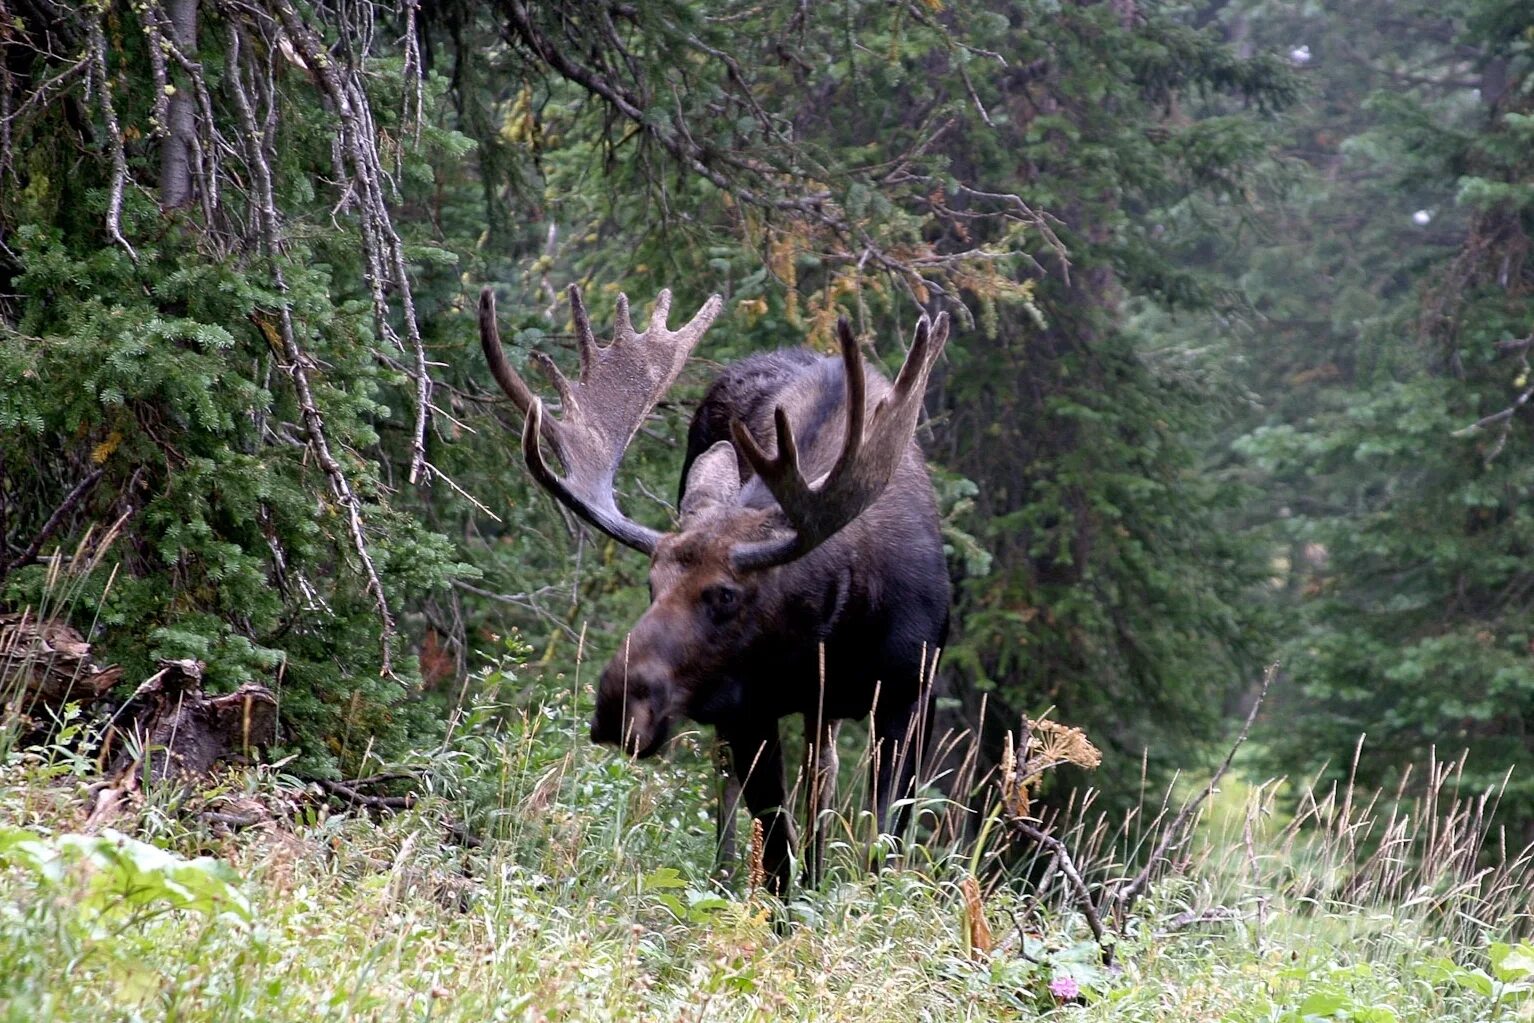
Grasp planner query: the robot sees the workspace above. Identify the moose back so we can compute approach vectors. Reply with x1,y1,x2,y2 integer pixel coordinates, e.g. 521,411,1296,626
479,285,951,894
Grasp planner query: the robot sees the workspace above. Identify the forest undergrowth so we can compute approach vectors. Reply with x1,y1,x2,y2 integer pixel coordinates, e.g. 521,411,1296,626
1,647,1530,1022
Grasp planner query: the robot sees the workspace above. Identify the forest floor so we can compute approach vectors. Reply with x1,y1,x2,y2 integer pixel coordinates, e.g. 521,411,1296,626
0,670,1527,1022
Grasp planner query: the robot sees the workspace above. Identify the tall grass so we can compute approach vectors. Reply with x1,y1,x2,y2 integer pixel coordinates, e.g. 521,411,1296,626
1,639,1532,1020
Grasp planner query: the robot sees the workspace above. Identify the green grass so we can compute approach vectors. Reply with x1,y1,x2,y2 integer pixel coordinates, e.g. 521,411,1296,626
1,658,1531,1022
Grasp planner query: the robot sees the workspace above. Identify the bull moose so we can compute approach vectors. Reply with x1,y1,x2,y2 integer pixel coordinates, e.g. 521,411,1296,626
478,284,951,894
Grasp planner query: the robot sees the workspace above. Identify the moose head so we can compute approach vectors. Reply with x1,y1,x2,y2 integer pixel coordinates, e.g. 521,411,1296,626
478,284,947,763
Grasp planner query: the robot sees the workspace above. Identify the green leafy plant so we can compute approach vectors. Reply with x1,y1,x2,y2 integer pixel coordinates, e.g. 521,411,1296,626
0,826,250,927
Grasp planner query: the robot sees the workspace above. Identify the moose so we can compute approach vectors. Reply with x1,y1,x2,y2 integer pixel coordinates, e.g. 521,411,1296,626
479,284,951,894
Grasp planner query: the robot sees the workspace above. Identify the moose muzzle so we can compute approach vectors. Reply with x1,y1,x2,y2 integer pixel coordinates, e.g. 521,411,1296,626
589,662,674,758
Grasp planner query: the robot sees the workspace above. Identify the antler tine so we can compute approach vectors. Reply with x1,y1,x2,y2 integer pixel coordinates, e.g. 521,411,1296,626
732,312,950,572
890,312,946,405
614,292,635,343
568,284,598,382
481,283,723,555
650,289,673,334
530,349,576,410
478,288,538,415
829,317,867,472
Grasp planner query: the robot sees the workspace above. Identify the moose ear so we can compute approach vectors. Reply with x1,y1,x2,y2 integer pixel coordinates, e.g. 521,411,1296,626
681,440,741,516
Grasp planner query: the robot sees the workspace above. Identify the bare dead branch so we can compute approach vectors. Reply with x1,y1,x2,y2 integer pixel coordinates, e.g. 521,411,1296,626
1154,907,1246,938
268,0,434,486
85,16,137,263
1010,817,1114,963
319,778,416,810
399,0,426,151
0,468,104,580
1115,663,1277,921
450,578,580,643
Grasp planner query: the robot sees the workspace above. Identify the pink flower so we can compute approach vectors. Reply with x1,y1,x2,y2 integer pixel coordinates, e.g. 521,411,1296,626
1048,975,1081,1002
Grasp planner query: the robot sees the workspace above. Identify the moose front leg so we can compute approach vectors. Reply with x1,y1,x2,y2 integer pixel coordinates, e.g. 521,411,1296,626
803,716,841,888
869,693,933,849
718,722,796,897
712,738,740,884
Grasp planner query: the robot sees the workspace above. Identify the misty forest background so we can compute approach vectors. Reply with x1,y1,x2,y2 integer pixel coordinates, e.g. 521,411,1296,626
1,0,1532,838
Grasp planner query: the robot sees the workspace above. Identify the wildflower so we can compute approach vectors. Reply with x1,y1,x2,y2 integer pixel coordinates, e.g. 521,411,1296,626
1048,975,1081,1002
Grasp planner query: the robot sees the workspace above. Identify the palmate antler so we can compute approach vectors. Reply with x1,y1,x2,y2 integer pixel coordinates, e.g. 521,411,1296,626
479,284,723,553
728,313,949,571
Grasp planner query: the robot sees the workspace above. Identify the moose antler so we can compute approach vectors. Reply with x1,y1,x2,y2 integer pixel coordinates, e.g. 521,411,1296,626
729,313,949,571
479,284,723,553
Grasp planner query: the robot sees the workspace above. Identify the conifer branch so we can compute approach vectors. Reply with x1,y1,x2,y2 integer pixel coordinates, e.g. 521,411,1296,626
1452,333,1534,463
497,0,1059,311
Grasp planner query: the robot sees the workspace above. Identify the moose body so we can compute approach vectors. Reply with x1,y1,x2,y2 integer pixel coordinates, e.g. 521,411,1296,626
479,285,951,894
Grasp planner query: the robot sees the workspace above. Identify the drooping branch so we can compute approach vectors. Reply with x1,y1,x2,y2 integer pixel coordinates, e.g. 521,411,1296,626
225,18,397,677
267,0,433,486
399,0,426,152
84,14,137,263
496,1,1060,310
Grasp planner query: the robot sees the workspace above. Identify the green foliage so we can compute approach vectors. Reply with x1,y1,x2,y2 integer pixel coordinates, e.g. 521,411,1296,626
1209,0,1534,822
0,826,251,927
8,0,1528,841
1419,941,1534,1010
0,5,486,774
475,0,1299,802
924,3,1294,796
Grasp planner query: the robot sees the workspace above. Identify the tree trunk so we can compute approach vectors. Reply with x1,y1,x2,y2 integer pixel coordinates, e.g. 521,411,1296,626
158,0,197,210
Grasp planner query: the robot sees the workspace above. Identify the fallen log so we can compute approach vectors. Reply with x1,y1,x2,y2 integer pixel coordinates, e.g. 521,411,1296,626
0,611,123,731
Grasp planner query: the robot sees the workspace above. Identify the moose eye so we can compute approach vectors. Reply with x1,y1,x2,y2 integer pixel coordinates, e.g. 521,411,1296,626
703,584,741,622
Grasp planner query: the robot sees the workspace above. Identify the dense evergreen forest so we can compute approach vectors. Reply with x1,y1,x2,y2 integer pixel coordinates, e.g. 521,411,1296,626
1,0,1531,835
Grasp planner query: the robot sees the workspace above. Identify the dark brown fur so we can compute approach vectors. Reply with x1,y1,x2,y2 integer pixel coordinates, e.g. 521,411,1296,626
589,350,951,894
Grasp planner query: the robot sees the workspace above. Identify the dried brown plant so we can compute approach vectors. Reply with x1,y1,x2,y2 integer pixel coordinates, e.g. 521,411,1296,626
747,818,766,894
999,717,1102,820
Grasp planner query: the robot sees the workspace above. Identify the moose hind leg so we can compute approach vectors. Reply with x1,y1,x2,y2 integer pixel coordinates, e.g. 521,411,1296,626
719,722,796,897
